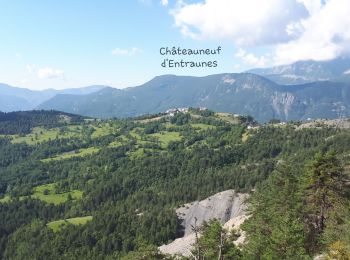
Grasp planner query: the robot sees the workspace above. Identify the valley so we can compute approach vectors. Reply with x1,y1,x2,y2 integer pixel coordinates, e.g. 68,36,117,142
0,109,349,258
3,1,350,259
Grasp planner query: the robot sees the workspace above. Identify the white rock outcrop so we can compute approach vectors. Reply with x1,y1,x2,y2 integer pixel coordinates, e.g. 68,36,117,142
159,190,249,257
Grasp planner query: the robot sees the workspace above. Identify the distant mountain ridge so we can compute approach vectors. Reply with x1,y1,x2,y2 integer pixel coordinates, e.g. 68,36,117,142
248,57,350,84
38,73,350,122
0,84,108,112
3,57,350,122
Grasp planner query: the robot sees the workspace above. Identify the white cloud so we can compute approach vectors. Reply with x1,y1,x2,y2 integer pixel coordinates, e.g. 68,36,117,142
37,67,64,79
160,0,168,6
111,47,143,56
344,69,350,75
172,0,309,46
297,0,322,15
172,0,350,66
274,0,350,64
235,49,268,67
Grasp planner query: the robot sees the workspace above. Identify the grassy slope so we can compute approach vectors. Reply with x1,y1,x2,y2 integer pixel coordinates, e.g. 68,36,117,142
9,127,81,145
1,113,228,162
27,183,83,205
47,216,93,232
150,131,182,148
41,147,100,162
0,195,11,203
190,123,216,130
1,184,83,205
91,123,115,138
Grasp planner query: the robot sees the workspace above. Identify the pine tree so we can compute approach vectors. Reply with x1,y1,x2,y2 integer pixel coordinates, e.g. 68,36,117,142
303,151,348,252
191,219,242,260
242,163,308,259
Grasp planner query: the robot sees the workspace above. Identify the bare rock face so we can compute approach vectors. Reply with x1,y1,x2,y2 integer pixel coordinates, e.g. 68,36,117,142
271,92,295,119
159,190,249,257
176,190,249,236
159,233,197,257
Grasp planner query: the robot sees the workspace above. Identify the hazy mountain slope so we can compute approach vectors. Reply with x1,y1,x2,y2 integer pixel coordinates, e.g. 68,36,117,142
0,94,32,112
0,83,107,112
39,74,281,121
248,58,350,84
260,81,350,121
39,87,125,118
0,83,54,111
60,85,109,95
38,73,350,122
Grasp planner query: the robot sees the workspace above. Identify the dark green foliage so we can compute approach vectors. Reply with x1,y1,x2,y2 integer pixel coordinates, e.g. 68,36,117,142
170,113,190,125
188,107,215,117
121,245,173,260
242,164,309,259
191,219,242,259
144,122,165,134
0,199,61,255
242,152,350,259
302,151,350,253
0,110,84,134
0,138,33,168
0,110,349,258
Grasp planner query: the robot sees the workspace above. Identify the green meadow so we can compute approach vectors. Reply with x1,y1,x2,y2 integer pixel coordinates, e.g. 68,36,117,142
91,123,116,138
1,183,83,205
27,183,83,205
190,123,216,130
9,126,82,145
41,147,100,162
0,195,11,203
47,216,93,232
150,131,182,148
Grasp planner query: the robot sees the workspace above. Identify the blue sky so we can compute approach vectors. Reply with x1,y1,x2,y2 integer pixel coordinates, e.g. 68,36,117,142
0,0,349,90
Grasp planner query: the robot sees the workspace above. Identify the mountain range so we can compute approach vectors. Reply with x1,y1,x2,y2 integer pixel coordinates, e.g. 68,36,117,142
0,84,106,112
248,57,350,85
37,73,350,122
1,58,350,122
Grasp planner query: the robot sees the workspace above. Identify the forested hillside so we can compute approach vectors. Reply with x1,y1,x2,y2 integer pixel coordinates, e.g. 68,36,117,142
0,110,84,135
0,109,349,259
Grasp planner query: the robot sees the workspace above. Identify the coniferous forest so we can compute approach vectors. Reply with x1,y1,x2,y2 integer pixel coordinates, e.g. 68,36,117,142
0,109,349,259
